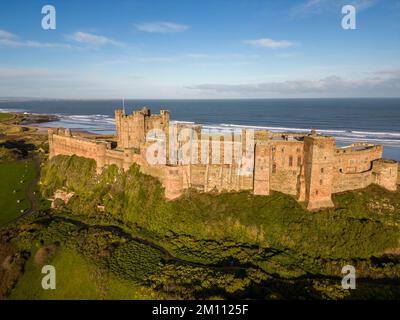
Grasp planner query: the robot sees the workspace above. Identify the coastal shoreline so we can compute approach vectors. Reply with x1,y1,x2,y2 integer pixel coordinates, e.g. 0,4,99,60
0,111,99,136
2,108,400,160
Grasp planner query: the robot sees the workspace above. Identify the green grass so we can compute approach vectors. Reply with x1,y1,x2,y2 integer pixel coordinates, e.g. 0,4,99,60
35,155,400,298
10,247,164,300
41,156,400,263
0,113,15,122
0,160,36,225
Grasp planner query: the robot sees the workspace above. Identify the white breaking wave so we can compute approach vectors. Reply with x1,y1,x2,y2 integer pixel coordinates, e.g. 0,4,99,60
0,108,26,113
4,110,399,147
42,113,116,134
218,123,400,146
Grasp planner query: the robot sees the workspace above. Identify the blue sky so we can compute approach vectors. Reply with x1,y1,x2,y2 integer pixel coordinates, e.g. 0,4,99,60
0,0,399,98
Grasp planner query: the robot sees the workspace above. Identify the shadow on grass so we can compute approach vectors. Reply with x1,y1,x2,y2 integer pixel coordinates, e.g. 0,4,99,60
0,139,36,158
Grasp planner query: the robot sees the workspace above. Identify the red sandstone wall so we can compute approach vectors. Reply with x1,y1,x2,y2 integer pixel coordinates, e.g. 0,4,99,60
164,166,184,200
398,165,400,186
50,132,123,173
51,134,106,161
331,145,384,193
269,141,304,196
334,145,382,173
253,143,270,196
332,171,373,193
303,136,335,210
372,160,398,191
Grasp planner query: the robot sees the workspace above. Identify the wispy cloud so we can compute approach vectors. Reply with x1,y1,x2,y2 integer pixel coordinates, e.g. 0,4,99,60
0,29,70,49
135,21,189,33
134,52,259,63
243,38,296,49
68,31,123,47
186,71,400,97
291,0,378,17
0,67,146,99
0,30,16,40
0,67,74,78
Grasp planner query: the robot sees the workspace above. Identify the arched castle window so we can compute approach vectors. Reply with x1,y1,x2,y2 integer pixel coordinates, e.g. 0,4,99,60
289,156,293,167
320,168,324,173
272,164,277,174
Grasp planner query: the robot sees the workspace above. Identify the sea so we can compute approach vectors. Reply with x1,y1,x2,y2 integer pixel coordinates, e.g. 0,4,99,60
1,98,400,160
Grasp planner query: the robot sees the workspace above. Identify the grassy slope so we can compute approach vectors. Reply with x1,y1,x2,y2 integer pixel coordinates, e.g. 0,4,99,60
10,247,163,300
8,155,398,300
0,160,36,225
40,156,400,266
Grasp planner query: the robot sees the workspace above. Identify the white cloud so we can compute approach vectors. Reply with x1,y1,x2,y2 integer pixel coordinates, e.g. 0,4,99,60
186,72,400,97
69,32,123,47
373,69,400,77
291,0,378,16
0,67,153,99
243,38,296,49
0,29,123,49
0,30,17,40
135,21,189,33
0,68,74,78
0,29,70,49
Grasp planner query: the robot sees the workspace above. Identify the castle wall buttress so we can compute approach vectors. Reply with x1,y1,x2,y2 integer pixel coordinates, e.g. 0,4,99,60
164,166,184,200
48,128,56,159
372,159,398,191
253,143,270,196
115,109,123,148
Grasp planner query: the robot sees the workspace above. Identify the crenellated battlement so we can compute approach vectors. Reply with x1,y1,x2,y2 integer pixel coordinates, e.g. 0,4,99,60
48,107,398,210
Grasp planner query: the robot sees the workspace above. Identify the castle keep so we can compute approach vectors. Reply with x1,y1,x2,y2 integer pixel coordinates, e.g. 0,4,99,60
48,107,399,210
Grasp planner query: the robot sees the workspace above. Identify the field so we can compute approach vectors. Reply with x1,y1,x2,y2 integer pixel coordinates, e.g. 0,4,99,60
0,160,36,225
0,113,15,122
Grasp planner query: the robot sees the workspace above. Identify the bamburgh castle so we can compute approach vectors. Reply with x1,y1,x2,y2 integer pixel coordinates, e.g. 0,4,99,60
48,107,399,210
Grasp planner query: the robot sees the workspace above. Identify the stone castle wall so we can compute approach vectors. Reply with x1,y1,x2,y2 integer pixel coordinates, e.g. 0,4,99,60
268,140,304,196
372,159,398,191
398,166,400,186
48,108,399,210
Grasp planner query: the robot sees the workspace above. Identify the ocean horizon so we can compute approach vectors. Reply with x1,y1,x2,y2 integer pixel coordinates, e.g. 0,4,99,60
1,97,400,160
